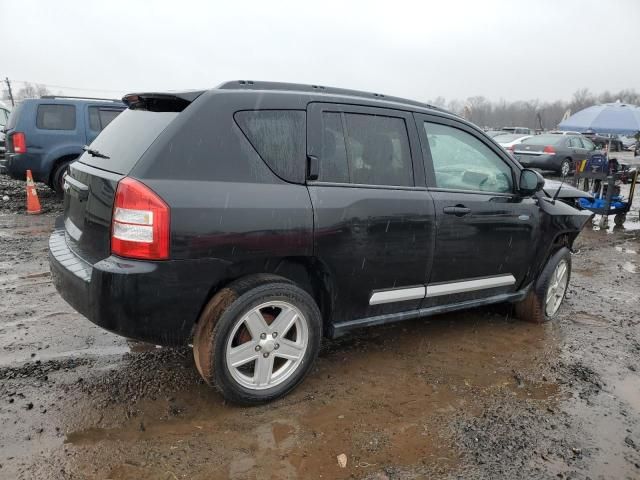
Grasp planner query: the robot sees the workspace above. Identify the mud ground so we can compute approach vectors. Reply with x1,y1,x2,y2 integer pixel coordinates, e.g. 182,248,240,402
1,155,639,479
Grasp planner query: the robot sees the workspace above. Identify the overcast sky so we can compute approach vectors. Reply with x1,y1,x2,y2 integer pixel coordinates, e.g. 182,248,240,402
2,0,639,104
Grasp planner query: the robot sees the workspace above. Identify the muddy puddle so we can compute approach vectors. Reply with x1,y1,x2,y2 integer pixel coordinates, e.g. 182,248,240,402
56,314,560,479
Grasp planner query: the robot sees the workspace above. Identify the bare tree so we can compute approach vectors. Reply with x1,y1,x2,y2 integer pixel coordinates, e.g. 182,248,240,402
15,82,52,101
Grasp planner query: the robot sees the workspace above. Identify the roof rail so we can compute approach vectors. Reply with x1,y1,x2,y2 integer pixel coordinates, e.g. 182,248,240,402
217,80,445,112
40,95,121,102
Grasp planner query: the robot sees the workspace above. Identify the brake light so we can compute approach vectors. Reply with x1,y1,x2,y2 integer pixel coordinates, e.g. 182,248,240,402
506,145,515,151
12,132,26,153
543,145,556,154
111,178,170,260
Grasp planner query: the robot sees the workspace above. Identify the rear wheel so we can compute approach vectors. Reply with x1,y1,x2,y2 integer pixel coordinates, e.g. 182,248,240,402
193,275,322,405
515,247,571,323
52,160,71,197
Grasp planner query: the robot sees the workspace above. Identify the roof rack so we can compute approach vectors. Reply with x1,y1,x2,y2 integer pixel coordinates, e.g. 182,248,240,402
217,80,445,112
40,95,121,102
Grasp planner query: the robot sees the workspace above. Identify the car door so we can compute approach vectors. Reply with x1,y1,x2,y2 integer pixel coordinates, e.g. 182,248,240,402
415,114,540,307
306,103,436,323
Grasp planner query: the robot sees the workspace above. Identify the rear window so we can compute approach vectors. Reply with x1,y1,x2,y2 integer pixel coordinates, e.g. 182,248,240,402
522,135,563,146
80,109,177,174
36,104,76,130
234,110,306,183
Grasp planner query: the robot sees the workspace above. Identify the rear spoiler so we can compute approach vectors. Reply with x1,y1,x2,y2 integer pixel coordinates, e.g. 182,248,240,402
122,91,204,112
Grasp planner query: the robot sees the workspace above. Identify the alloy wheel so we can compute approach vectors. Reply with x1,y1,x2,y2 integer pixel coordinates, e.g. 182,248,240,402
545,259,568,317
225,301,308,390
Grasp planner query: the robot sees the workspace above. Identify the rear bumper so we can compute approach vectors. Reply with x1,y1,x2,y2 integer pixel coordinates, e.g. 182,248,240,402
49,226,224,346
515,154,560,171
5,153,49,182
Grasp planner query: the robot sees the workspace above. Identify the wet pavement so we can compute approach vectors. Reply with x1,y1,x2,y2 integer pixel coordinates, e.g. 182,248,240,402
0,155,639,479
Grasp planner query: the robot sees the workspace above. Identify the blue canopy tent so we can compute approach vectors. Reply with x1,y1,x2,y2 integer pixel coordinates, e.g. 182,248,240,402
558,102,640,135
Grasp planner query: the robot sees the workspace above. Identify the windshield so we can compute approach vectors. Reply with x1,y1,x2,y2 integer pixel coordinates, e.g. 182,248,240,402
522,135,563,146
80,109,177,174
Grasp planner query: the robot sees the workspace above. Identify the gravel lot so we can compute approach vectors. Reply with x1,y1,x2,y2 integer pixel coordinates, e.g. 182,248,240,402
0,156,639,479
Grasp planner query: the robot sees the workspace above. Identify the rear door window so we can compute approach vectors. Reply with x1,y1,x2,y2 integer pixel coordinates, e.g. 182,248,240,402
36,104,76,130
235,110,306,184
317,111,414,187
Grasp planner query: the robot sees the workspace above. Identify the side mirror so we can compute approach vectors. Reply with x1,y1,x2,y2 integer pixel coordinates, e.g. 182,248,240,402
519,168,545,196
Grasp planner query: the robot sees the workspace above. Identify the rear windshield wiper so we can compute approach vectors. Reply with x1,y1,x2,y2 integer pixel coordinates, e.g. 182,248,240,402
83,145,110,159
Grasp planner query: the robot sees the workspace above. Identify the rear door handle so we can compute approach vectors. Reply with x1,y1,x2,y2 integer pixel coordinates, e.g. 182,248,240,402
443,205,471,216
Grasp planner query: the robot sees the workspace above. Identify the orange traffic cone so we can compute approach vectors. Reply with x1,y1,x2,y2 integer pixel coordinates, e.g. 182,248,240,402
26,170,42,215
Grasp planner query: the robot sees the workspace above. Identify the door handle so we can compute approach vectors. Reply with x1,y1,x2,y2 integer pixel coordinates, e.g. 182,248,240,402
443,205,471,216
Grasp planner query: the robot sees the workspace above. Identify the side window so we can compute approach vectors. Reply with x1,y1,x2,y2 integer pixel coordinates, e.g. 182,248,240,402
424,122,513,193
343,113,413,187
99,109,121,129
89,107,101,131
569,137,583,148
319,112,349,183
582,138,595,150
89,107,123,131
36,104,76,130
235,110,306,184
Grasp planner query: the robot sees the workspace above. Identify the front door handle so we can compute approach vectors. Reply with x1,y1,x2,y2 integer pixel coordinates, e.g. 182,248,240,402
443,205,471,217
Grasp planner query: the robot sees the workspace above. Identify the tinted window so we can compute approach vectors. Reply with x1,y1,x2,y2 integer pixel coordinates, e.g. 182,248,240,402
235,110,306,184
89,107,122,131
424,122,513,193
343,113,413,187
36,104,76,130
80,109,177,174
319,112,349,183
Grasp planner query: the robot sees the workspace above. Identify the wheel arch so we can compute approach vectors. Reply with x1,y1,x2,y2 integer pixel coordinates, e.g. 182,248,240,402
48,154,80,186
194,256,336,336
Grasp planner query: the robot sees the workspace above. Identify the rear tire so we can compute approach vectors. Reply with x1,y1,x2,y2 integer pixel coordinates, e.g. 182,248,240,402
52,161,71,197
515,247,571,323
193,275,322,405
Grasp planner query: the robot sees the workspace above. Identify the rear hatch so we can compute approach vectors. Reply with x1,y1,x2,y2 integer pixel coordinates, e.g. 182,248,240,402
63,93,199,264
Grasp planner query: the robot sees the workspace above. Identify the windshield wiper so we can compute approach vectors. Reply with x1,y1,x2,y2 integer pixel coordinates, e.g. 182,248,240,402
83,145,110,159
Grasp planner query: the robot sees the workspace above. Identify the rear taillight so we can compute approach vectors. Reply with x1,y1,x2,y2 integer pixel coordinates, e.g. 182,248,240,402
12,132,26,153
506,145,515,151
111,178,170,260
543,145,556,154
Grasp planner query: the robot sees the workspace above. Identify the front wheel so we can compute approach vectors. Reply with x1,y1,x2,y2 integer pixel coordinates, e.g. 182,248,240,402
515,247,571,323
193,276,322,405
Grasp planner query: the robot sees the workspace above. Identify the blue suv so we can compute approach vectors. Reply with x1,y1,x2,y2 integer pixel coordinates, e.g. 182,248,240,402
2,96,125,193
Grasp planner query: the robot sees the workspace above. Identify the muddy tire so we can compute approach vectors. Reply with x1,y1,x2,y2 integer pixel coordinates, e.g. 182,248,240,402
515,247,571,323
193,275,322,405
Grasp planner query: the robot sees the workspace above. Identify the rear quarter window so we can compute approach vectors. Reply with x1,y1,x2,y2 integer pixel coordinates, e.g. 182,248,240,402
234,110,306,184
36,104,76,130
6,104,23,130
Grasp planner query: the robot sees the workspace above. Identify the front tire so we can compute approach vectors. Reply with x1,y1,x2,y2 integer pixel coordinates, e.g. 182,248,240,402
193,275,322,405
515,247,571,323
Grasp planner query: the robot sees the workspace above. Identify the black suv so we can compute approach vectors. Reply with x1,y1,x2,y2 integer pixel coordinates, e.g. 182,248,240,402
49,81,592,404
